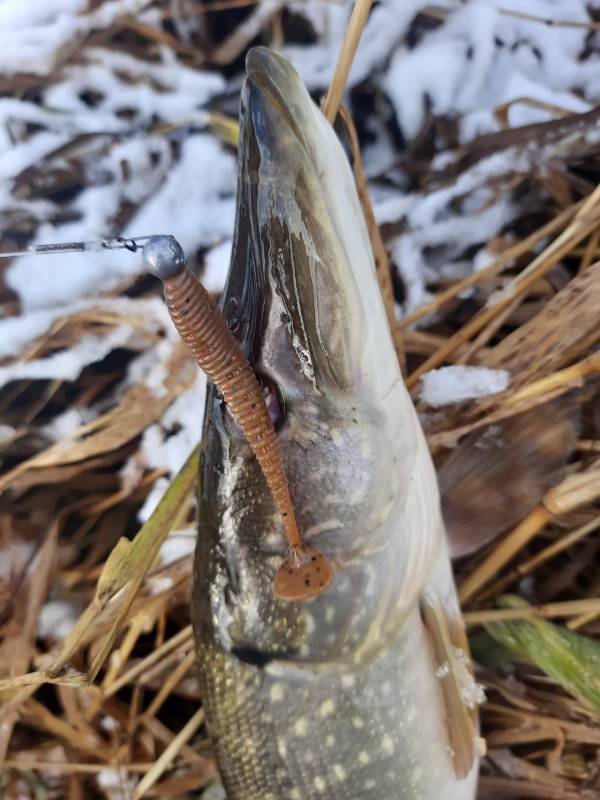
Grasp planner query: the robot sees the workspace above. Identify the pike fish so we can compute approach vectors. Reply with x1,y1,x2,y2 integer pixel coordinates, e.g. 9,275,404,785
192,47,480,800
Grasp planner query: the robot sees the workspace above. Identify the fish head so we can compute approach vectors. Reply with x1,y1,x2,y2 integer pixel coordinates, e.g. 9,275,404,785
196,48,441,662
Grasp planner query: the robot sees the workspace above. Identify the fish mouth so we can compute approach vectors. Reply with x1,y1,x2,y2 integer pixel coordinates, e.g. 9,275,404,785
223,47,398,404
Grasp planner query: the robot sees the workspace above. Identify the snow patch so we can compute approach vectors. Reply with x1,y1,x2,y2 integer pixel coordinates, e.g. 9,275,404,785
141,370,207,473
383,1,593,140
0,324,135,387
96,767,138,800
159,529,197,564
0,297,170,360
0,540,35,579
137,370,206,521
420,365,510,407
138,476,169,524
203,240,232,294
42,407,97,441
37,599,79,640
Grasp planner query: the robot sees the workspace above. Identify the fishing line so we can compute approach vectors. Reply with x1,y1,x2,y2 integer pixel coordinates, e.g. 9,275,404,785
0,236,155,258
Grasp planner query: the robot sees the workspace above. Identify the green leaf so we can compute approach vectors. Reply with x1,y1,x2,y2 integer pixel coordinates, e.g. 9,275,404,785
484,595,600,713
469,631,513,668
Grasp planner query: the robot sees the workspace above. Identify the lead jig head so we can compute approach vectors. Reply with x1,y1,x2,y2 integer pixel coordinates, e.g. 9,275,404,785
142,235,334,602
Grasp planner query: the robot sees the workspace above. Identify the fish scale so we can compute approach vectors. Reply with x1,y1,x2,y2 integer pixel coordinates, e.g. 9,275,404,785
195,602,461,798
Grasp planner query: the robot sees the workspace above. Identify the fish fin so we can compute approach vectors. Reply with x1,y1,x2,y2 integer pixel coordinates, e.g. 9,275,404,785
421,597,480,779
439,398,579,558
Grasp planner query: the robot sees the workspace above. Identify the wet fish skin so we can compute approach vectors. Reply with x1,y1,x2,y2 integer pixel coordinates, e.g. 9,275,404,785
192,47,478,800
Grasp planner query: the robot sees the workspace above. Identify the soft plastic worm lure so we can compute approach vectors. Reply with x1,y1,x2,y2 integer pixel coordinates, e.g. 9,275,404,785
1,233,334,601
141,235,335,601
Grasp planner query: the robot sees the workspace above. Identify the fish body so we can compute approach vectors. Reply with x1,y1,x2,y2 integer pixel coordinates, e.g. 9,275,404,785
192,48,479,800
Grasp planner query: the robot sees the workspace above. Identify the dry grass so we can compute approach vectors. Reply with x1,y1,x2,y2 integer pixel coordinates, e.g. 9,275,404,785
1,3,600,800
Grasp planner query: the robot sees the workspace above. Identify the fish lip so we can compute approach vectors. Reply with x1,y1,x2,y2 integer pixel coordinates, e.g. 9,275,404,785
243,47,311,157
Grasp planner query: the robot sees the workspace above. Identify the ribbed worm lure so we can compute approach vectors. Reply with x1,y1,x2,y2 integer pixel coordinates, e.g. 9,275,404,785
1,233,334,601
140,235,335,601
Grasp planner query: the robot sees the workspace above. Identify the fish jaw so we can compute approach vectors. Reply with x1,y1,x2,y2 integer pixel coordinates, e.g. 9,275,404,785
237,46,401,403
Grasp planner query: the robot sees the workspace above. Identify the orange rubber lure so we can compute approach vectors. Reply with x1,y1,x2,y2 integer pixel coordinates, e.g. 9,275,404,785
142,235,334,601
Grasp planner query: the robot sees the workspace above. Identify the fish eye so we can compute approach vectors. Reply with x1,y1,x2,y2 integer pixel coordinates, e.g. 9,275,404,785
221,373,284,432
227,298,241,335
258,374,285,429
